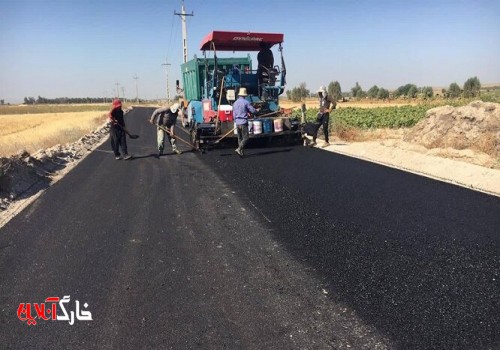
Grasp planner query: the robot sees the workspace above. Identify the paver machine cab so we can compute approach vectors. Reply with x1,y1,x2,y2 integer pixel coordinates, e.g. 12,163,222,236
177,31,300,149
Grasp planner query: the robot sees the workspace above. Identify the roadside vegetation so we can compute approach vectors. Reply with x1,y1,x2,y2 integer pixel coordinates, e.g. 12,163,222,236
286,76,499,139
0,111,107,156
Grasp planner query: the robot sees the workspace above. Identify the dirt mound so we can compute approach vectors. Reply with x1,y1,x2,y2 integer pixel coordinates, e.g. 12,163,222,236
404,101,500,158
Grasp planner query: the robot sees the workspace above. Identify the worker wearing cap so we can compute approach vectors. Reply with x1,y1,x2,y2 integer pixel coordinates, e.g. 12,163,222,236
149,103,182,157
315,86,336,147
233,87,257,157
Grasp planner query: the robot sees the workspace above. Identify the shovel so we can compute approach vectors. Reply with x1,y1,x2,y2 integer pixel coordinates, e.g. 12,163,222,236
114,123,139,139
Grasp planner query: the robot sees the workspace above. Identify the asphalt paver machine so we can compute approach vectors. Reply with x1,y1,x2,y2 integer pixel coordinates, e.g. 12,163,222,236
177,31,301,149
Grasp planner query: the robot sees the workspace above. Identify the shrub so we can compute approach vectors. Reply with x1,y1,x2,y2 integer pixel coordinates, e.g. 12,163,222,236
463,76,481,98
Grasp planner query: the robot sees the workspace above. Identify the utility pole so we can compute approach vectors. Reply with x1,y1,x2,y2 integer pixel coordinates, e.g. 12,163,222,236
174,1,194,64
115,82,120,99
133,74,139,103
121,86,126,102
162,59,171,102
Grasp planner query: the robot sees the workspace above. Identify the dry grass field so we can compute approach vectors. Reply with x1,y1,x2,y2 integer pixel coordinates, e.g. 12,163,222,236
0,111,108,156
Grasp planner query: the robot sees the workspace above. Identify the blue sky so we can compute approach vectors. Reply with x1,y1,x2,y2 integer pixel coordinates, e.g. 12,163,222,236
0,0,499,103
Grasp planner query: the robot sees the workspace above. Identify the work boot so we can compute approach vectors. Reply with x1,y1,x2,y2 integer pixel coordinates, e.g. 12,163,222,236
322,142,330,148
235,148,244,157
123,154,132,160
115,156,122,160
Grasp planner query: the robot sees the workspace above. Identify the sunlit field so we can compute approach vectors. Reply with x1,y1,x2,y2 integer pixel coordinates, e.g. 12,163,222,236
0,111,108,157
0,104,111,115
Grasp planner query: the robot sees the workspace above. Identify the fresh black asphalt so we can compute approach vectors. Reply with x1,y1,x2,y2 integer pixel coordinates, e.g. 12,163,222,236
0,107,498,349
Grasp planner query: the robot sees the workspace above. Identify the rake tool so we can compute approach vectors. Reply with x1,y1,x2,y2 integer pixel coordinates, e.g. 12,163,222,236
156,124,200,152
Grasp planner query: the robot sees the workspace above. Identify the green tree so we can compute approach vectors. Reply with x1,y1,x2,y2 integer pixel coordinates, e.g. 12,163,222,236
463,76,481,98
447,83,461,98
23,97,35,104
393,83,417,98
420,87,434,99
367,85,379,98
351,82,364,98
407,85,418,98
288,82,310,102
328,81,342,102
377,88,389,99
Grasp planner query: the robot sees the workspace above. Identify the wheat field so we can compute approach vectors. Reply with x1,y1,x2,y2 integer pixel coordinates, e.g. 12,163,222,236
0,111,108,157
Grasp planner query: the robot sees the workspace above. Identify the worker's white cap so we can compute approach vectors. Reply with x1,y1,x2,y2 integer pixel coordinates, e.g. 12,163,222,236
317,86,327,95
170,103,180,113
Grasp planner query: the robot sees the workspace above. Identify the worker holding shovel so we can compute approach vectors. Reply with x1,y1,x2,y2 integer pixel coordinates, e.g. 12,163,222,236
149,103,182,158
109,99,132,160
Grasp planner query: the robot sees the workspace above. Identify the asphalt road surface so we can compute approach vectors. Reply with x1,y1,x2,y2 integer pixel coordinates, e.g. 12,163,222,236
0,107,499,349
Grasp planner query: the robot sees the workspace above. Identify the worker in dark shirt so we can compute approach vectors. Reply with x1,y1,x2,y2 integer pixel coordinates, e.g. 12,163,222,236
315,86,336,147
257,42,275,90
108,99,132,160
149,103,182,157
257,42,274,71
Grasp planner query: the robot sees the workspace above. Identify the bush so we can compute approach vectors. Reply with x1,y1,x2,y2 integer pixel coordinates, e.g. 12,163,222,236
463,76,481,98
377,88,390,99
328,81,342,102
286,82,310,102
367,85,379,99
447,83,461,98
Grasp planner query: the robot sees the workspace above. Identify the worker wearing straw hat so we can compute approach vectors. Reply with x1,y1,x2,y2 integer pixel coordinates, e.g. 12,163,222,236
232,87,257,157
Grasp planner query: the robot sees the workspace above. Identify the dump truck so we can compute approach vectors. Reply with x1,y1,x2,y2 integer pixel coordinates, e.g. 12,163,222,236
177,31,301,149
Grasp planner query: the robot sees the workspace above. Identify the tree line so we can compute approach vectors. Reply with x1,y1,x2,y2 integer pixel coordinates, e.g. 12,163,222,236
286,76,482,102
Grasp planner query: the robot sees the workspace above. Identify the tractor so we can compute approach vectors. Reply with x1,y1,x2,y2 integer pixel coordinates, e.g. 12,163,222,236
176,31,301,149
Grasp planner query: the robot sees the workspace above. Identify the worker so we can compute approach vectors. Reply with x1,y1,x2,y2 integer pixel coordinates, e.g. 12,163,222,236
257,42,274,73
149,102,182,158
301,124,317,147
257,42,274,88
108,99,132,160
233,87,257,157
316,86,336,147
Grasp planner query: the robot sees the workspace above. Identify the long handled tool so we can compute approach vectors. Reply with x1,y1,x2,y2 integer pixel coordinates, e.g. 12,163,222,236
252,106,297,120
114,123,139,139
214,126,236,144
156,124,199,151
215,76,225,131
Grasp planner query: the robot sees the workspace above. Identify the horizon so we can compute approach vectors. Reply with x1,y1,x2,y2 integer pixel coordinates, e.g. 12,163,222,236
1,0,499,104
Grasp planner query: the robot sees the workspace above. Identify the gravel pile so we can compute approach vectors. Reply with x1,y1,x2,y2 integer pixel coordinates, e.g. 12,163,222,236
0,122,111,211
